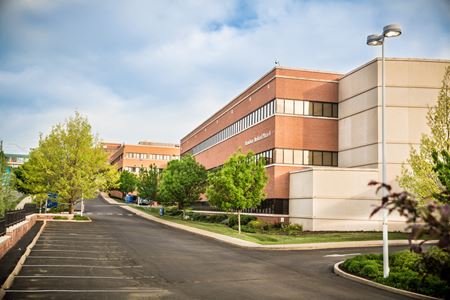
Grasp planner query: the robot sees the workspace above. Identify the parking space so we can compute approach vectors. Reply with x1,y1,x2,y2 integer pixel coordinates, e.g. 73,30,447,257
5,221,170,299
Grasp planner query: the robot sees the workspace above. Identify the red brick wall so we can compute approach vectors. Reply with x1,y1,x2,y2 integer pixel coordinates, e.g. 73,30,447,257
0,215,37,260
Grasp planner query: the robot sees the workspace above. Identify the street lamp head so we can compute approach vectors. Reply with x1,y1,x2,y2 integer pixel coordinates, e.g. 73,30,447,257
367,34,383,46
383,24,402,38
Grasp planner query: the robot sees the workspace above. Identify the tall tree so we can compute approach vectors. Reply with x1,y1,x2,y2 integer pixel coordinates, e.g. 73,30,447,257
0,150,17,216
137,164,159,200
19,112,117,213
119,170,138,195
206,150,268,234
399,66,450,202
158,154,207,216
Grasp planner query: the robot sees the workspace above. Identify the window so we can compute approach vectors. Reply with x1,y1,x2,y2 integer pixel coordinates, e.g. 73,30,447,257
283,149,293,164
304,150,311,165
312,151,322,165
276,99,285,113
323,103,333,117
284,100,294,114
304,101,312,115
294,150,303,164
332,152,338,166
294,100,304,115
332,103,338,118
275,149,284,164
313,102,323,116
322,152,332,166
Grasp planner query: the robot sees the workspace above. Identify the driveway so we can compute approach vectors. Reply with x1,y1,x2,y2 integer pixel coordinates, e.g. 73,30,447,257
5,197,412,299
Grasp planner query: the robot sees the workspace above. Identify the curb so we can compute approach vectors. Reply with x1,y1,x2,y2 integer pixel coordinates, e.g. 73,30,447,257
333,261,441,300
0,220,47,299
99,193,436,251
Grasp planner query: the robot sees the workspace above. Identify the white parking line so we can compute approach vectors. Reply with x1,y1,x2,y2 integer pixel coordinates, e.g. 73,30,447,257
6,288,167,293
28,256,131,260
324,253,361,258
23,265,143,268
31,249,126,254
16,275,134,279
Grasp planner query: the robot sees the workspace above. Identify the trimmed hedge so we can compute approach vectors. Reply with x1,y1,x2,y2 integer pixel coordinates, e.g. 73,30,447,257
342,248,449,298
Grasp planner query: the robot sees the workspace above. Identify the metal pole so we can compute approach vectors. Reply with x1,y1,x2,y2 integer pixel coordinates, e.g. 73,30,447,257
381,41,390,278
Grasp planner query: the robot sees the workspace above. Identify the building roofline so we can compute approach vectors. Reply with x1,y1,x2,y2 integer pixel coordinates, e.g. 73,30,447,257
181,66,341,143
341,57,450,80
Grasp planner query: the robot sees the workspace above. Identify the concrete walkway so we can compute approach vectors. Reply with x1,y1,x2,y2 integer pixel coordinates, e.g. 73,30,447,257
15,196,33,209
100,193,433,251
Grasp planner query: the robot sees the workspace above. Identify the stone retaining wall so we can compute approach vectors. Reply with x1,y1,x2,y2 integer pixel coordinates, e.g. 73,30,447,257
0,214,37,260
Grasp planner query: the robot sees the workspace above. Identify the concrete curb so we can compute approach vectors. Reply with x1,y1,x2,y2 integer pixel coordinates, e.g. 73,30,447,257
99,193,436,250
0,220,47,299
333,261,441,300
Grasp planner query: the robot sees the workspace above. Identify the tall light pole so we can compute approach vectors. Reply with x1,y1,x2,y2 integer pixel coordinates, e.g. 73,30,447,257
367,24,402,278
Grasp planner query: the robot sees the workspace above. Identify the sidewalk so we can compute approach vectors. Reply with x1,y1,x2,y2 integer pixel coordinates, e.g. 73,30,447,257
100,193,434,251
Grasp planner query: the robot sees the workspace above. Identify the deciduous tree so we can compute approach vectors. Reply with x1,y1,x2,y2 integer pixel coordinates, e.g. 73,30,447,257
137,164,159,200
19,112,117,213
399,66,450,202
119,170,138,195
158,155,207,216
206,150,268,234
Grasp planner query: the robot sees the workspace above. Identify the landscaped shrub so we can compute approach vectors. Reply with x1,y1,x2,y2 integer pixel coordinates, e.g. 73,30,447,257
165,207,183,216
281,223,303,235
73,215,90,221
227,215,257,228
53,216,68,220
360,260,382,279
187,212,228,223
232,224,256,233
248,220,268,231
343,249,450,298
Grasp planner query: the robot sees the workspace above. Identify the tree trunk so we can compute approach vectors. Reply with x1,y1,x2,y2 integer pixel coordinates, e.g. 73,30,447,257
69,201,74,214
238,210,241,234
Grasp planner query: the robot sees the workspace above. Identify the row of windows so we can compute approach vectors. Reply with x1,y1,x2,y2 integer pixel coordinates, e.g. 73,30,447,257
192,100,276,155
123,166,164,173
274,148,338,166
252,148,338,166
276,99,338,118
125,152,180,161
191,98,338,156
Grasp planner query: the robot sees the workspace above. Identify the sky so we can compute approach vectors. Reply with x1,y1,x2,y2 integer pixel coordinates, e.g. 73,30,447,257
0,0,449,154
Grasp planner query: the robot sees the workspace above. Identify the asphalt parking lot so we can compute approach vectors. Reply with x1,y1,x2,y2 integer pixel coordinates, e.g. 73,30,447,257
4,197,412,299
5,221,170,300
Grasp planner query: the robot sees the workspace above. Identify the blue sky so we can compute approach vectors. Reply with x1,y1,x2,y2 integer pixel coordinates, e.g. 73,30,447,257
0,0,449,154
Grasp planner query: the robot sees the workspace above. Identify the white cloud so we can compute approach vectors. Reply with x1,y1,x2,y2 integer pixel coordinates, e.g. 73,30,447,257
0,0,449,154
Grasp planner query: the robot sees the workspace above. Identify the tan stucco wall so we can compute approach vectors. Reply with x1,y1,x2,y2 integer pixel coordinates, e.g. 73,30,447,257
289,167,407,231
338,58,450,189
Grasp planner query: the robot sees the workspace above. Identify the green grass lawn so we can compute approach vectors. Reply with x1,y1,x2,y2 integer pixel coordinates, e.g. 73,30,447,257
133,206,412,245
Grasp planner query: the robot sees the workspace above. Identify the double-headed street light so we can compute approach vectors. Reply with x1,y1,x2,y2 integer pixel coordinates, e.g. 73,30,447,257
366,24,402,279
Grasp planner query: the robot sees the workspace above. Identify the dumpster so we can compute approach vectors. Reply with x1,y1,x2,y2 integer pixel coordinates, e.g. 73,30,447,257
159,207,165,216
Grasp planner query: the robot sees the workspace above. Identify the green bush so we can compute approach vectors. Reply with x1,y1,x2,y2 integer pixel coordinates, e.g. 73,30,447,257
248,220,268,231
281,223,303,235
187,212,228,223
227,215,257,228
344,250,450,298
53,216,68,220
73,215,90,221
232,224,256,233
165,207,183,216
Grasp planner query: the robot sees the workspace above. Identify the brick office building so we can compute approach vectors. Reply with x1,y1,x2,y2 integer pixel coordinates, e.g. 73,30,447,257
104,141,180,173
181,58,449,231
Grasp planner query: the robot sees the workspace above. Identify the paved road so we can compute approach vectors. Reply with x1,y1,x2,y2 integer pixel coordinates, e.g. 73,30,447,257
6,197,413,299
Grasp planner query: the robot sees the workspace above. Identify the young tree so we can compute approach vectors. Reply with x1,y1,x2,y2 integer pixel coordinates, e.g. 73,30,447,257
158,154,207,217
138,164,159,200
206,150,268,234
19,112,116,213
119,170,138,195
399,66,450,202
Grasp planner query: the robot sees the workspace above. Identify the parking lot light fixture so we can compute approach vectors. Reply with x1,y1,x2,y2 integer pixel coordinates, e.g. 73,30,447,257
366,23,402,279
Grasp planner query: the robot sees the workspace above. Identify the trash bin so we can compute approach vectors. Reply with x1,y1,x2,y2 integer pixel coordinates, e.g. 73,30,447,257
159,207,165,216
